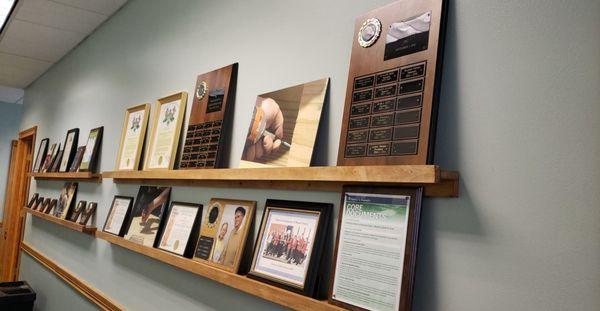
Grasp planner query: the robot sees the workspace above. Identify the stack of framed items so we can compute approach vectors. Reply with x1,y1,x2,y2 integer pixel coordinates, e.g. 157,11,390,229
31,127,103,173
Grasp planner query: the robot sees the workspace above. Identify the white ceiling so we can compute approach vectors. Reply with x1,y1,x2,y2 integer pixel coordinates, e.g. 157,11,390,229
0,0,127,91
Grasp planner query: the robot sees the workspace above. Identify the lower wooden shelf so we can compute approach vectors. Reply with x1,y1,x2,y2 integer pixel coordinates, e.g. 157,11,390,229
24,207,96,234
95,231,342,311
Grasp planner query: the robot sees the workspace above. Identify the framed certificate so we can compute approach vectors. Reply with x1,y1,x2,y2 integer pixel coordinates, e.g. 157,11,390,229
193,198,256,273
329,186,423,311
157,202,203,257
32,138,48,173
59,128,79,172
248,199,331,297
144,92,188,170
115,103,150,171
103,196,134,236
79,126,104,172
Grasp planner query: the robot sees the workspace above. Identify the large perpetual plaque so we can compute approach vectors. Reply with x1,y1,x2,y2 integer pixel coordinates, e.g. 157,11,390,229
338,0,448,165
179,63,238,169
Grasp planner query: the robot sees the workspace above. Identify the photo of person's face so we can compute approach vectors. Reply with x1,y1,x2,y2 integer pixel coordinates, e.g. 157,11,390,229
218,222,228,239
234,210,245,230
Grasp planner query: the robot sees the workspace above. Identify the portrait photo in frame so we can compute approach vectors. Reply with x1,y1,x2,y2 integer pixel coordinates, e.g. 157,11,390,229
144,92,188,170
248,199,331,297
115,103,150,171
103,196,134,236
157,201,203,257
193,198,256,273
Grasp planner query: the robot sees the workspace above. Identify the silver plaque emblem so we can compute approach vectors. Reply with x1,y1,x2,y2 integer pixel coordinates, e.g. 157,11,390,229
358,18,381,48
196,81,208,100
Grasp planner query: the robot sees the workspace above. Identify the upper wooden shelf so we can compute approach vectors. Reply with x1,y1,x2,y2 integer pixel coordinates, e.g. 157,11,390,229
102,165,459,197
29,172,102,182
95,231,341,311
23,207,96,234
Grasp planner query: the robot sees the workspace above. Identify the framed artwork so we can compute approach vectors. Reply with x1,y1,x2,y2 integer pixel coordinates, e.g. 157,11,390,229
240,78,329,168
39,198,51,213
69,200,86,222
103,196,134,236
59,128,79,172
27,193,39,208
54,182,78,219
123,186,171,247
49,149,63,172
45,199,57,214
144,92,188,170
178,63,238,169
79,202,97,226
193,198,256,273
31,197,44,211
248,199,331,296
328,186,423,311
157,202,203,257
69,146,86,172
41,143,58,173
79,126,104,172
115,103,150,171
32,139,48,173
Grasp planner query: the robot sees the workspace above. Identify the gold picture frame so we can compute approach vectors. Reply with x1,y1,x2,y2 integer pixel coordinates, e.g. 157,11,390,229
144,92,188,170
115,103,151,171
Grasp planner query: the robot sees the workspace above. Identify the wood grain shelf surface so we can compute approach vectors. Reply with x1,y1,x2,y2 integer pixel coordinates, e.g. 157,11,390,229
103,165,459,197
95,231,342,311
29,172,102,182
24,208,96,234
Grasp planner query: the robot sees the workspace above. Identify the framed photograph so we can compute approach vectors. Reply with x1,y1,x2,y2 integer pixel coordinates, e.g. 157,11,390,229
193,198,256,273
123,186,171,246
79,202,97,226
144,92,188,170
59,128,79,172
240,78,328,168
329,186,423,311
79,126,103,172
41,143,58,173
248,199,331,296
49,149,63,172
32,139,48,173
27,193,39,209
31,197,44,211
39,198,51,213
68,200,86,222
157,202,203,257
69,146,86,172
54,182,78,219
45,199,57,214
116,103,151,171
103,196,134,236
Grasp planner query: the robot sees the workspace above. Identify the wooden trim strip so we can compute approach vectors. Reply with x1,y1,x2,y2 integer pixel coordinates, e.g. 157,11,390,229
20,242,124,311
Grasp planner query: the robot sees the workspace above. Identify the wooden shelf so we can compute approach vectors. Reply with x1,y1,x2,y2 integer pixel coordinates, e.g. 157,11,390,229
95,231,341,310
29,172,102,182
103,165,459,197
23,207,96,234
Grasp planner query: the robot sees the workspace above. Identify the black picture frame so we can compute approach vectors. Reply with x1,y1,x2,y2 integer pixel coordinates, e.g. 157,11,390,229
32,139,48,173
39,198,51,213
103,196,134,237
59,128,79,173
31,197,44,211
79,202,97,226
79,126,103,172
156,201,203,258
45,199,57,214
68,200,87,222
248,199,332,297
27,193,39,208
123,186,171,247
69,146,86,172
49,149,63,172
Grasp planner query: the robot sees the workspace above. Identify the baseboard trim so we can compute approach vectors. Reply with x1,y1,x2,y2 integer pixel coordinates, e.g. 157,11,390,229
20,242,124,311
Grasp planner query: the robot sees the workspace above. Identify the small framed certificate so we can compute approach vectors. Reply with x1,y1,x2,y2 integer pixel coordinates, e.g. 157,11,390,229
329,186,423,311
115,103,150,171
157,202,203,257
103,196,134,236
144,92,188,170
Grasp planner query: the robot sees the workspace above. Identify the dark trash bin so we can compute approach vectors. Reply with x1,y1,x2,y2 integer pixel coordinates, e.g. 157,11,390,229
0,281,36,311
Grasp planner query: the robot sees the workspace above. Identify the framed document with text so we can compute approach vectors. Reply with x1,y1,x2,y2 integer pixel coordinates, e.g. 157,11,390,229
329,186,423,311
116,103,150,171
144,92,187,170
157,202,203,257
248,199,331,297
103,196,134,236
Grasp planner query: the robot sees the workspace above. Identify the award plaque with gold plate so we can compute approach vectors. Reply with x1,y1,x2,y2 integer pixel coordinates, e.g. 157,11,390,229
179,63,238,169
338,0,448,166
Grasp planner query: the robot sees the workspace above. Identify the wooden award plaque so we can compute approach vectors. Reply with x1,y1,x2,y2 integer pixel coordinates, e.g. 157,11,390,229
179,63,238,169
337,0,448,166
